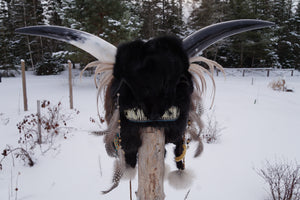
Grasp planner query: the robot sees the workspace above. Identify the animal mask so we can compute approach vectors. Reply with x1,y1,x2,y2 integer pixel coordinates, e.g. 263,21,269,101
16,19,273,192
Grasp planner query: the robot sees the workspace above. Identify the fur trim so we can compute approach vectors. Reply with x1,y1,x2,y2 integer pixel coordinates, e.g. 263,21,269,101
167,169,195,189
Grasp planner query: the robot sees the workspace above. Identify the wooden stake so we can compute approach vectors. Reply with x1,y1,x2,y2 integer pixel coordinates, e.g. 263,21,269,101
137,127,165,200
68,60,74,109
129,180,132,200
37,100,42,144
21,60,28,111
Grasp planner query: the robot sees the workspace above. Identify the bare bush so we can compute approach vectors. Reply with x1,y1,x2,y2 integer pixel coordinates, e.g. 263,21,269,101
1,100,79,170
16,100,79,154
268,79,293,92
201,109,224,144
0,145,34,169
256,158,300,200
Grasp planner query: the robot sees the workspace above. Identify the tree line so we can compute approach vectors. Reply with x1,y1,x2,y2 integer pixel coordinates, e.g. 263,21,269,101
0,0,299,76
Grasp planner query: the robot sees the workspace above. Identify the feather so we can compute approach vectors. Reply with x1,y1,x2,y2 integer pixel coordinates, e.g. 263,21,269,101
102,150,126,194
189,56,225,109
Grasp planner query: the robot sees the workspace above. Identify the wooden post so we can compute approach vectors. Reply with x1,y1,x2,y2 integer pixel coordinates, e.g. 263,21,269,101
137,127,165,200
267,69,270,77
37,100,42,144
242,69,245,77
291,70,294,77
129,180,133,200
68,60,74,109
21,60,28,111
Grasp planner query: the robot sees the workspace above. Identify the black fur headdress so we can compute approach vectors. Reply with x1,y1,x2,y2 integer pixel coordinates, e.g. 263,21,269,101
16,19,274,192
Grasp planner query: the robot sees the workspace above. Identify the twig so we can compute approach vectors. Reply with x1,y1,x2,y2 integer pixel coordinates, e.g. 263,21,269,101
184,189,191,200
1,146,34,168
98,155,102,177
15,172,20,200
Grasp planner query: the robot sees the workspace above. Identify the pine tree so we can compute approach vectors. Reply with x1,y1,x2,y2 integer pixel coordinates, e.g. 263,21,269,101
199,0,275,68
33,0,67,75
62,0,142,66
293,2,300,70
0,0,18,76
157,0,185,37
0,0,47,75
187,0,229,61
139,0,185,39
272,0,297,69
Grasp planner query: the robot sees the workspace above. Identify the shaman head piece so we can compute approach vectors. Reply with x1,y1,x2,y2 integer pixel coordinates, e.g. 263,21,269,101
16,19,273,192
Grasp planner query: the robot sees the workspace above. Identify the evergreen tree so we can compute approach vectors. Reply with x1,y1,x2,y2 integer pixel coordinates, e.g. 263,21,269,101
157,0,185,37
293,2,300,70
272,0,298,68
188,0,226,29
188,0,278,68
0,0,18,76
35,0,68,75
187,0,229,61
139,0,185,39
63,0,142,66
0,0,45,75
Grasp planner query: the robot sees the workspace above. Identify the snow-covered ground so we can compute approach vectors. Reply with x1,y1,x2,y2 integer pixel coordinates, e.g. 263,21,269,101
0,69,299,200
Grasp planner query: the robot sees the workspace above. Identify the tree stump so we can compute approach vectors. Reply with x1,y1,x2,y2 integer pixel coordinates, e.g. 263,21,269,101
137,127,165,200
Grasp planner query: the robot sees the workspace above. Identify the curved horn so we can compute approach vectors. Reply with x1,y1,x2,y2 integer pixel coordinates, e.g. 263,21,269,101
15,26,117,63
183,19,274,57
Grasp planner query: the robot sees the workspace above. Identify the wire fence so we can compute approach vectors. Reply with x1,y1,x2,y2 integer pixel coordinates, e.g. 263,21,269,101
216,68,299,77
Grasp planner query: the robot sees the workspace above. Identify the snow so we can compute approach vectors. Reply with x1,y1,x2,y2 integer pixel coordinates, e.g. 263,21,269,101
0,69,300,200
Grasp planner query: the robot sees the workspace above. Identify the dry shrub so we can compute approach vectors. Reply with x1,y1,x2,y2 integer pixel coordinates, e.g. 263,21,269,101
1,100,79,170
269,79,288,92
256,158,300,200
201,109,224,144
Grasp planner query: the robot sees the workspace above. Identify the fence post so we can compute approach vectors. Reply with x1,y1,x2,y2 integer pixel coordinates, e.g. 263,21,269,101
68,60,74,109
137,127,165,200
242,69,245,77
267,69,270,77
291,70,294,77
21,60,28,111
37,100,42,144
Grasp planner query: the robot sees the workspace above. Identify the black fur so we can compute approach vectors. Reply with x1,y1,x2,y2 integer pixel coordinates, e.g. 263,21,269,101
110,36,193,168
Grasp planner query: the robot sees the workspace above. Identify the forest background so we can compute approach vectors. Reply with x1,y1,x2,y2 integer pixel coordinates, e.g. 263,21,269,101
0,0,299,76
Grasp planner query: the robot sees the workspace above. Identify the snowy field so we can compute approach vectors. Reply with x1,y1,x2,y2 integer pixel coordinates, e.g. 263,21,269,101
0,69,299,200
